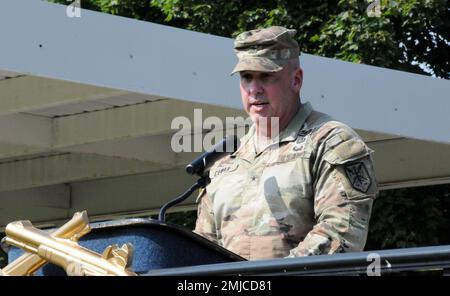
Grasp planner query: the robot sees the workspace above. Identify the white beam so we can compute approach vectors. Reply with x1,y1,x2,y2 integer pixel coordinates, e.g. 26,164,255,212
0,76,128,115
0,184,71,228
0,153,172,192
0,0,240,108
52,100,244,165
0,143,50,161
368,138,450,186
354,129,402,143
301,55,450,144
70,168,197,218
0,113,52,147
0,69,22,80
0,184,70,209
379,177,450,191
0,168,198,228
0,99,244,161
65,135,178,166
0,100,245,187
53,99,244,147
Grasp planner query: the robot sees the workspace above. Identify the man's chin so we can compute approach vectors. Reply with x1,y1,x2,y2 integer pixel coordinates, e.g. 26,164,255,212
250,114,270,123
250,107,272,118
252,114,279,127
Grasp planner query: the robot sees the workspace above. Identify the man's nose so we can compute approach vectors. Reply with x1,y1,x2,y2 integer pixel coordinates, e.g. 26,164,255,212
247,79,264,96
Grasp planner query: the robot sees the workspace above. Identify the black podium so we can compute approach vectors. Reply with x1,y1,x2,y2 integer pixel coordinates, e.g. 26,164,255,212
7,218,244,275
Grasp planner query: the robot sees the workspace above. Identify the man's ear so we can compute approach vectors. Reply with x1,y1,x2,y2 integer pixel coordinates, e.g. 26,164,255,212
292,68,303,93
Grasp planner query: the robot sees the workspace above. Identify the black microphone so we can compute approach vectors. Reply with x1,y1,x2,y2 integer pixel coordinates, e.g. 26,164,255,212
186,135,240,176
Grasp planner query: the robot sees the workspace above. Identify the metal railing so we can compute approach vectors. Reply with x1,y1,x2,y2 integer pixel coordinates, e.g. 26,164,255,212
144,245,450,276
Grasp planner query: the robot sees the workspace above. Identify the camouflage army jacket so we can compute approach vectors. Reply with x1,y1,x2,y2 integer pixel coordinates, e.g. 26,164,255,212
194,102,378,260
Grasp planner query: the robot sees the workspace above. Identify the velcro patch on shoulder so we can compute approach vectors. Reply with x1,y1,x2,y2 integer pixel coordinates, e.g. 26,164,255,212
344,162,372,193
325,133,344,149
323,138,370,165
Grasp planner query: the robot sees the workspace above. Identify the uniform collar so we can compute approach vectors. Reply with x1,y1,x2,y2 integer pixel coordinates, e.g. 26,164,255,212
232,101,313,159
278,101,313,142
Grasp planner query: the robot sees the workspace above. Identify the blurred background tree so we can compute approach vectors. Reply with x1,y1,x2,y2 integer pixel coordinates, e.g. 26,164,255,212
366,184,450,250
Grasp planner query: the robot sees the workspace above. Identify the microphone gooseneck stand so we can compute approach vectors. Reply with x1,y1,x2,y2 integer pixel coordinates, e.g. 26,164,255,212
158,176,209,222
158,135,238,222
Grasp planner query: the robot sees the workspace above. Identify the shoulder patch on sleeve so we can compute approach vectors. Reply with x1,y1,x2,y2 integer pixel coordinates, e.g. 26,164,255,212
344,162,372,193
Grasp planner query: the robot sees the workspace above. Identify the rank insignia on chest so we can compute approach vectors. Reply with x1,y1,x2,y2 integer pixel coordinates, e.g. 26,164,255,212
292,143,304,152
292,136,306,152
344,162,372,193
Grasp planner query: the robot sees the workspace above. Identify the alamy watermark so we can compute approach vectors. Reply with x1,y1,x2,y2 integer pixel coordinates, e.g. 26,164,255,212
66,0,81,18
170,109,280,153
366,252,392,276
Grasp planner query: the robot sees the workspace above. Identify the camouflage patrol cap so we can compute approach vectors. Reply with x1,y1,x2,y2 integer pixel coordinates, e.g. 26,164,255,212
231,26,299,74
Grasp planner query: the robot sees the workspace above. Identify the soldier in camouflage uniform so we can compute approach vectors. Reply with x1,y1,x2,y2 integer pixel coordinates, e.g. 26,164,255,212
194,26,378,260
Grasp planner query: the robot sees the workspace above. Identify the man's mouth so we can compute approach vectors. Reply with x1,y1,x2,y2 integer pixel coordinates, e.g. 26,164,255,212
251,102,269,106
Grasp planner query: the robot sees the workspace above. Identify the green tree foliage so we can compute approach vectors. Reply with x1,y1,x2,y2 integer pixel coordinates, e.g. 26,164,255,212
366,184,450,250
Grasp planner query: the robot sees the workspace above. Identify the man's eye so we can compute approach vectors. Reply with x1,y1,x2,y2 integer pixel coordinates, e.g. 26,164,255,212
241,74,252,81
